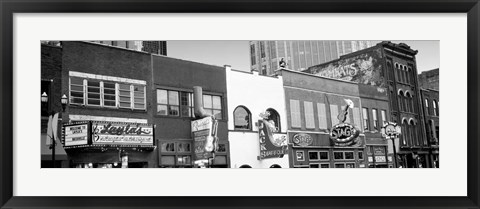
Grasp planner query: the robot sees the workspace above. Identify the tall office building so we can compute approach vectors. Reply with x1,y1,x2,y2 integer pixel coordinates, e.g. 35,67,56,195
91,41,168,56
250,40,378,75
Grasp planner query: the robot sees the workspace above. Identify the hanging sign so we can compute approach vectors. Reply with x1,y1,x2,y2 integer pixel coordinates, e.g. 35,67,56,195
192,116,218,162
258,119,287,159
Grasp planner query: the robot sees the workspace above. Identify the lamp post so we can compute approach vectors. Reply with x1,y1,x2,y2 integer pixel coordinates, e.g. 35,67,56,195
61,94,68,111
381,122,401,168
42,92,68,168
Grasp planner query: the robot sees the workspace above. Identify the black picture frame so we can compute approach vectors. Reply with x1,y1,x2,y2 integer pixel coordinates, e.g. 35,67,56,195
1,0,479,208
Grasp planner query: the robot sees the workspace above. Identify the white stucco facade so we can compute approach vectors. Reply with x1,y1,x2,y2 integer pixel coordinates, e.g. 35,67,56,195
225,66,289,168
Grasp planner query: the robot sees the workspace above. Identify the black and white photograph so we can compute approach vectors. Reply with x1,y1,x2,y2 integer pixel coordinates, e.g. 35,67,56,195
41,40,439,169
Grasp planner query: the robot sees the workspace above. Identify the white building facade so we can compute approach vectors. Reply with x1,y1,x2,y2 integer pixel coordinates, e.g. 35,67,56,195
225,66,289,168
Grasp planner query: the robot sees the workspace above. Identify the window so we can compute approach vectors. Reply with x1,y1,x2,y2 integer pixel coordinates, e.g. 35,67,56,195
381,110,387,126
176,156,191,166
70,77,84,105
372,109,378,131
87,80,101,106
330,104,339,125
362,108,369,131
290,100,301,128
309,164,320,168
250,44,256,65
334,163,345,168
260,42,266,58
69,76,146,110
304,102,315,129
425,99,429,115
345,151,355,160
118,84,131,108
334,152,344,160
217,144,227,153
161,142,175,152
133,85,145,109
180,92,194,117
102,81,116,107
309,151,319,161
317,103,328,129
433,100,438,116
203,95,222,119
358,151,364,160
320,164,330,168
157,89,179,116
177,142,191,152
266,108,281,132
345,163,355,168
234,106,251,130
319,151,329,160
41,80,51,116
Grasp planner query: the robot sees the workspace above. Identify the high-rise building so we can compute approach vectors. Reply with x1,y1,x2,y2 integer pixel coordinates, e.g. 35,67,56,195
91,41,167,55
249,41,378,75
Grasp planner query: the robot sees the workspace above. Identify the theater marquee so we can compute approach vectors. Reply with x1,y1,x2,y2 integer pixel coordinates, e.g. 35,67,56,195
91,121,154,145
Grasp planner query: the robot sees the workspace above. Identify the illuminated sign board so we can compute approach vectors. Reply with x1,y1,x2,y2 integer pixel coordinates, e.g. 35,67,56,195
64,123,89,146
91,121,154,145
330,123,361,147
258,120,287,159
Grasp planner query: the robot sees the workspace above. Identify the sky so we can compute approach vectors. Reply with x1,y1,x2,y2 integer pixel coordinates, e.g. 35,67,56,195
167,40,439,73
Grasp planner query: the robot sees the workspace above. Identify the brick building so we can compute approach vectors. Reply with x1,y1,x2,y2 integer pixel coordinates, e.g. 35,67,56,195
42,41,229,168
279,69,367,168
418,68,439,91
304,41,434,168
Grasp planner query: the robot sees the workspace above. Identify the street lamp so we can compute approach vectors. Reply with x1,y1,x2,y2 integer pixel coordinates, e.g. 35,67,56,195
41,92,48,103
61,94,68,112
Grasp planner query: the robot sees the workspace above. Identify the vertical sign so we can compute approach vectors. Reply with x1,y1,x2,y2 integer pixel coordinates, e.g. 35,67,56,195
258,120,287,159
192,116,217,162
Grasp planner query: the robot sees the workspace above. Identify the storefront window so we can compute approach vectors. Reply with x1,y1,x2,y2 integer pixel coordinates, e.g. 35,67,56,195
345,151,354,160
334,152,344,160
308,151,319,161
177,156,191,165
177,142,191,152
334,163,345,168
309,164,320,168
320,164,330,168
161,142,175,152
319,151,329,160
346,163,355,168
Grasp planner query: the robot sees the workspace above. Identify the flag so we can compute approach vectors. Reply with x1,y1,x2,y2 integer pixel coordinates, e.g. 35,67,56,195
51,113,59,143
46,115,53,146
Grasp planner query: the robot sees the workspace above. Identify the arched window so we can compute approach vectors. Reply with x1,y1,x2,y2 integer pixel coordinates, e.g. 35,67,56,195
239,165,252,168
270,164,282,168
405,92,411,112
266,108,281,132
433,100,438,116
410,94,416,113
233,106,251,130
395,63,401,82
425,99,429,115
398,90,405,112
409,119,417,146
401,119,408,145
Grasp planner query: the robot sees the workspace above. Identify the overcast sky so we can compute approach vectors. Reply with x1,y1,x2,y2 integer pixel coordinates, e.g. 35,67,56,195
167,40,439,74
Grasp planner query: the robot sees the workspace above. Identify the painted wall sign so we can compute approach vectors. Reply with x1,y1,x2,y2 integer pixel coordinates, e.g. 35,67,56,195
64,123,89,146
330,123,361,146
258,119,287,159
92,122,153,145
292,133,313,147
192,116,218,162
307,48,386,88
